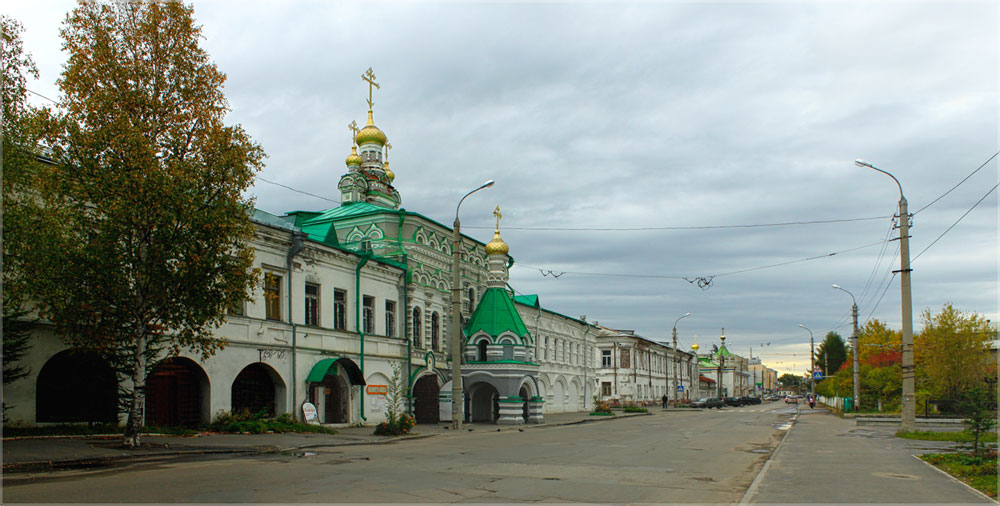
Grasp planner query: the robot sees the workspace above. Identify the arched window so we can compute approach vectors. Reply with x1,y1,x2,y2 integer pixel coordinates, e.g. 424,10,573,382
431,312,440,351
543,337,548,361
478,340,488,362
467,287,476,313
412,307,422,348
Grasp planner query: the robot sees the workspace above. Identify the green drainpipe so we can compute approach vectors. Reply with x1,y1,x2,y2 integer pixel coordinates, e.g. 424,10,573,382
356,253,370,421
397,210,413,414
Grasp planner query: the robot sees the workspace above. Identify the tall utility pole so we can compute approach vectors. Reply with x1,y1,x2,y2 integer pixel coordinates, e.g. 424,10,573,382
799,324,814,396
855,159,914,432
834,284,861,411
672,312,691,404
450,180,494,430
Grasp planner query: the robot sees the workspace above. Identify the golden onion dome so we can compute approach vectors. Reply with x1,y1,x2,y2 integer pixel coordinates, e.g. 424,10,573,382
345,146,362,166
485,230,509,255
384,163,394,182
691,335,700,351
355,110,387,146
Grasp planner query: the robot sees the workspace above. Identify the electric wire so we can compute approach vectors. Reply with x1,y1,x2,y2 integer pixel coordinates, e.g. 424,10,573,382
515,240,885,281
863,272,898,324
913,151,998,215
465,215,889,232
256,176,340,204
26,88,57,103
911,183,998,263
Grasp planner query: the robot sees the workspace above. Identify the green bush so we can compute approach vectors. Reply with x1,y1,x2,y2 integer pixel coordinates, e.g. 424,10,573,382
207,409,336,434
374,413,415,436
623,406,648,413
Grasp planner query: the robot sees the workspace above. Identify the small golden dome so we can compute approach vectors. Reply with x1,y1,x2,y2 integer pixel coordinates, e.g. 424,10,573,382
485,230,509,255
345,146,362,166
355,110,387,146
691,342,700,351
384,163,394,182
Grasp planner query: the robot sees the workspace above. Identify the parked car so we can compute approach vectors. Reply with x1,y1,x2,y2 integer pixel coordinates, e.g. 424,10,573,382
691,397,724,409
724,397,744,407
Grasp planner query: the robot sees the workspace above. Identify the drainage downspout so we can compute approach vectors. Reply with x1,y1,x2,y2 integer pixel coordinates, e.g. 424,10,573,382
286,231,307,419
355,254,371,422
397,211,412,414
582,324,591,410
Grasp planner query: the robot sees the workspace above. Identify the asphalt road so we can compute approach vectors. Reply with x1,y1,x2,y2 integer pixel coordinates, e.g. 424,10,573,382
3,403,796,503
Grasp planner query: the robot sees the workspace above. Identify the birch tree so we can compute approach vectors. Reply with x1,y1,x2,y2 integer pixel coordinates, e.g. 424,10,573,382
26,1,263,447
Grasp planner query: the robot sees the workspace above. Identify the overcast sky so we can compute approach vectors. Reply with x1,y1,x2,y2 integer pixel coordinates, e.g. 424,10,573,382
10,0,998,377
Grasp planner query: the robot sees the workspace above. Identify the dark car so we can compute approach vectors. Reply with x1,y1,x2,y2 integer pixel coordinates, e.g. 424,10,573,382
724,397,744,407
691,397,724,409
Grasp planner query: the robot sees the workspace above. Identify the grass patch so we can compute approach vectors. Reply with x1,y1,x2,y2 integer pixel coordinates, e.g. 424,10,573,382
623,406,649,413
897,430,998,443
589,412,614,416
921,451,997,498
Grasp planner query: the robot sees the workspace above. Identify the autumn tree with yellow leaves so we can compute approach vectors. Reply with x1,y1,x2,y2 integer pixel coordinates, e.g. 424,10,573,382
20,1,263,447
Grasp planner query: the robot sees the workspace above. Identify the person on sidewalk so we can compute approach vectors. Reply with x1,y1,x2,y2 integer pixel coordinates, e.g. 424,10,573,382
661,394,668,409
808,395,815,409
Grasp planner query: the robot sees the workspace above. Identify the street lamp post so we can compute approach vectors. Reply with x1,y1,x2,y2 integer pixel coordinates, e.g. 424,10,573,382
672,312,691,405
799,324,815,396
833,284,861,411
855,159,914,432
450,180,494,430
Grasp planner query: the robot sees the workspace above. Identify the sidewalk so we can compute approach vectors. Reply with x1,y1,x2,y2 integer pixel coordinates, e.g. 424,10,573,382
745,409,992,503
3,409,652,474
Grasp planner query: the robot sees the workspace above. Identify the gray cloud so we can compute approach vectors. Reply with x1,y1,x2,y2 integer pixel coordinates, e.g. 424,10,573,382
9,0,996,376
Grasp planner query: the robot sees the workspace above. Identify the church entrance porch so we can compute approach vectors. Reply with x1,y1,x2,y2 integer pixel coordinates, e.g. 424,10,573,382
467,382,499,423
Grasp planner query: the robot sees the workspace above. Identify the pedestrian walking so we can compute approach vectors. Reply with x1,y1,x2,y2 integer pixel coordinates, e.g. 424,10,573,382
808,395,815,409
661,394,668,409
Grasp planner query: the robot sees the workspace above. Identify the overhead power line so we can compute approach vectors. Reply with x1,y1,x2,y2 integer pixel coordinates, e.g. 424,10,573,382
256,176,340,204
912,182,998,263
914,151,998,215
465,215,889,232
515,240,886,282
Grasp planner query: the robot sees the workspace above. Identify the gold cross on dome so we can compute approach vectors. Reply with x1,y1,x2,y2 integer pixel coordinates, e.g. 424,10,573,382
348,120,359,145
385,142,392,161
362,67,380,110
493,206,503,231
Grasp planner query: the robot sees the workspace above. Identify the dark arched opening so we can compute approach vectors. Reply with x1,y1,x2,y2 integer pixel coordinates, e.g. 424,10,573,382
412,375,440,423
146,357,209,427
519,385,530,421
231,363,278,417
477,340,488,362
36,350,117,423
468,382,499,423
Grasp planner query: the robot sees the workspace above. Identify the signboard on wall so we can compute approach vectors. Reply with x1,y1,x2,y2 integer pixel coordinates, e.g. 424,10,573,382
366,385,388,395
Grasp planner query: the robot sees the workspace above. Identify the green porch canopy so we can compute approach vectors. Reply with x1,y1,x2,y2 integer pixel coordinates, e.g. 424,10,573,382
305,357,366,385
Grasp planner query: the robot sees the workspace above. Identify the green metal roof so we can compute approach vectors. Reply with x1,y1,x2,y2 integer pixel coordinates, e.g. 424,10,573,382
465,287,530,341
513,294,539,308
715,344,734,358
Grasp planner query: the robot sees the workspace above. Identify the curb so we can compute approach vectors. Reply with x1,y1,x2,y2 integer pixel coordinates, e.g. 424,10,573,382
739,412,798,504
912,454,998,503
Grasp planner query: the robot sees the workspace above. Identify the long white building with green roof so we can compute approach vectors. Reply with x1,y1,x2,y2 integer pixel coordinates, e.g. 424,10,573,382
4,70,603,428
